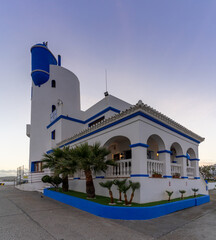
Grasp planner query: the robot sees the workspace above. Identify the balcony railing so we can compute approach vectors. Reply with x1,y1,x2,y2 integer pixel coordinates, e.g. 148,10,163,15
105,159,131,178
171,163,181,176
50,109,57,122
187,166,194,177
147,159,163,176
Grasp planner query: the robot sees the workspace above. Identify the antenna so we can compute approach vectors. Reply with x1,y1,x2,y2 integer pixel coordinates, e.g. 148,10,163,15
104,69,109,97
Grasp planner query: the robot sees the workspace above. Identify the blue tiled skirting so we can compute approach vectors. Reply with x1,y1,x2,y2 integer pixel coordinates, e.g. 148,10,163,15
43,189,210,220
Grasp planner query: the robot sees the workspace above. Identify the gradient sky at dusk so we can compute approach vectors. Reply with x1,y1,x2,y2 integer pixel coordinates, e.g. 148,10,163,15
1,0,216,175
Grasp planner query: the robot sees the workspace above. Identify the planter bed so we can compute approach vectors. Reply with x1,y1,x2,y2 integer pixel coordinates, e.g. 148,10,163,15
43,188,210,220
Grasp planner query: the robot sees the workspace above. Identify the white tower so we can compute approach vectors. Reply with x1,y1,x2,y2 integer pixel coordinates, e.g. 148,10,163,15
27,43,82,173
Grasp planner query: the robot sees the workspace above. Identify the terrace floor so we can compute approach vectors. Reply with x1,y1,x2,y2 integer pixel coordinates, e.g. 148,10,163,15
0,186,215,240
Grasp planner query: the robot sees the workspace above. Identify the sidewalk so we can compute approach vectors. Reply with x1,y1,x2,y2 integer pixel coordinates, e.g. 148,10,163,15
0,186,215,240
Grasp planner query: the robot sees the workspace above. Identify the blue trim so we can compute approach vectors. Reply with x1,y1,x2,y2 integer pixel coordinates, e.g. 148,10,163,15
157,150,172,154
194,177,200,179
130,174,149,177
31,162,35,172
172,161,177,163
47,107,120,129
46,111,200,153
44,189,210,220
163,175,172,178
176,155,188,158
73,177,80,180
130,143,149,148
190,158,200,161
181,176,188,179
96,176,105,179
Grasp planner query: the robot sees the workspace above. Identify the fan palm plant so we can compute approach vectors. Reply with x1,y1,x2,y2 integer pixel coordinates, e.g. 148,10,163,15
192,188,199,197
113,179,127,202
99,180,115,204
119,181,131,205
166,190,173,201
179,190,186,199
128,181,140,204
72,142,111,198
42,147,77,192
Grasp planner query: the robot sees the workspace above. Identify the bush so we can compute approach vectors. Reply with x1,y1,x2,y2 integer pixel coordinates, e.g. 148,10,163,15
41,175,62,189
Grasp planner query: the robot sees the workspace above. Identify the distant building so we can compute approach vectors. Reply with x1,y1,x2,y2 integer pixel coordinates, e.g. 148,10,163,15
25,43,208,202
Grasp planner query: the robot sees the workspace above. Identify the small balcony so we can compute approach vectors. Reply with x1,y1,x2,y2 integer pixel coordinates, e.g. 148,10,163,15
50,109,57,122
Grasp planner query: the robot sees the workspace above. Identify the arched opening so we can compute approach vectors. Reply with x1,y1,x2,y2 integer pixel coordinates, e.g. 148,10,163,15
103,136,131,177
51,80,56,88
170,142,183,177
52,105,56,112
170,142,183,163
187,148,196,167
147,134,165,160
104,136,131,161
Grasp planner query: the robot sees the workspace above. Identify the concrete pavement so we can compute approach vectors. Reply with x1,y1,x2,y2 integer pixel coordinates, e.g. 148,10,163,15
0,186,215,240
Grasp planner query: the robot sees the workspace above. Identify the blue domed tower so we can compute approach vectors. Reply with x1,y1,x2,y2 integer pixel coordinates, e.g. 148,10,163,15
31,42,57,87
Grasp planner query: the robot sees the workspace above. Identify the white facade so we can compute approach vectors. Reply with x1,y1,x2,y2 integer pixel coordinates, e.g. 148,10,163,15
27,43,208,203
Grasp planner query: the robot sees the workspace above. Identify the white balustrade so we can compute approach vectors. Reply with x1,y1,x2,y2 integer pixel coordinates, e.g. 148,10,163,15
171,163,181,176
187,167,194,177
147,159,163,176
105,159,131,178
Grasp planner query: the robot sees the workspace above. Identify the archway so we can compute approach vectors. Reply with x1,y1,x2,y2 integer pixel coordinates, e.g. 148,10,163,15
147,134,165,160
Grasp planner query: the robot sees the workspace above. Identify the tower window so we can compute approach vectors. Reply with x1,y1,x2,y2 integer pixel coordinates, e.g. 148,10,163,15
51,130,55,140
51,80,56,88
52,105,56,112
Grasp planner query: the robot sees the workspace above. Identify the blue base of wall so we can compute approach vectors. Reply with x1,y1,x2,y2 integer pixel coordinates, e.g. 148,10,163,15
43,189,210,220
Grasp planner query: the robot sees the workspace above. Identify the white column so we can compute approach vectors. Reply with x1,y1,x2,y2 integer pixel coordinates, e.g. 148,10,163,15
176,155,187,178
190,159,200,179
130,143,148,177
158,150,172,178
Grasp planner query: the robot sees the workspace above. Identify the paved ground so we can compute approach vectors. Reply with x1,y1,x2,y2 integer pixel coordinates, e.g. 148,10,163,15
0,186,215,240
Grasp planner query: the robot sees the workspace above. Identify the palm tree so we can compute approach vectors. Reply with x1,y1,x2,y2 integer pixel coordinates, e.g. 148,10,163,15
119,181,131,205
42,147,77,192
72,142,111,198
179,190,186,199
166,190,173,201
192,188,199,197
113,179,127,202
128,181,140,204
99,180,115,204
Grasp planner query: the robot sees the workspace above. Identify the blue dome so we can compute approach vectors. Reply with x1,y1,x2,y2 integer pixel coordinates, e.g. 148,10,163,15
31,43,57,86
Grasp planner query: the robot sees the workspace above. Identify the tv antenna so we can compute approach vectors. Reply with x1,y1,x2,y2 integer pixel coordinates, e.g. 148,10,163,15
104,69,109,96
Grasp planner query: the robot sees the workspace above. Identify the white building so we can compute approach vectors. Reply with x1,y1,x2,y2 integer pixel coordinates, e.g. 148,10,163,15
26,43,208,203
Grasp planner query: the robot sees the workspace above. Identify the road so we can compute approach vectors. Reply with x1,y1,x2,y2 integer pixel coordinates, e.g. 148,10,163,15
0,186,215,240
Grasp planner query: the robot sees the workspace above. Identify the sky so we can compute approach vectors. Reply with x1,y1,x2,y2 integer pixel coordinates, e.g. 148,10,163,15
1,0,216,176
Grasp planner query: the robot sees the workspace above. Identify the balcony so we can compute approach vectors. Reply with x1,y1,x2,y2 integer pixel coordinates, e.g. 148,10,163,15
50,109,57,122
171,163,181,176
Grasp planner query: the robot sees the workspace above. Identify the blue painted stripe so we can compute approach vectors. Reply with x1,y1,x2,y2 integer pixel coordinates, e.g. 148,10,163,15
47,107,120,129
172,161,177,163
73,177,80,180
190,158,200,161
194,177,200,179
130,174,149,177
176,155,188,158
46,111,201,153
96,176,105,179
163,175,172,178
181,176,188,179
157,150,172,154
130,143,149,148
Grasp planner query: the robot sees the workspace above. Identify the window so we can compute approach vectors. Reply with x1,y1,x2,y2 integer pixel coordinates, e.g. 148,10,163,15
52,105,56,112
51,130,55,140
51,80,56,88
88,116,105,127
